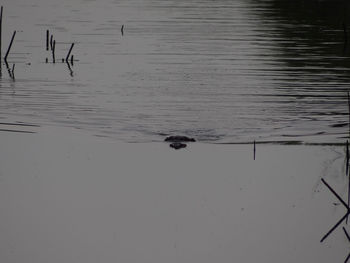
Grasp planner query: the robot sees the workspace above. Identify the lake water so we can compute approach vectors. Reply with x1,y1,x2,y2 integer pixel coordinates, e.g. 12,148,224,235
1,0,350,144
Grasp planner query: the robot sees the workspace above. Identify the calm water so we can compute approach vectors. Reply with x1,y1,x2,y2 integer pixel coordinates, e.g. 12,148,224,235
0,0,350,143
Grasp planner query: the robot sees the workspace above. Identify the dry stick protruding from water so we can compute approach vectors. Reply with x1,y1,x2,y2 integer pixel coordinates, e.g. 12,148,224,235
345,253,350,263
52,40,56,63
11,63,14,79
66,60,73,77
4,30,16,64
320,178,350,242
50,35,53,50
0,6,3,68
65,43,74,63
253,140,256,160
347,92,350,224
348,92,350,137
46,30,49,51
348,142,350,225
343,227,350,263
346,140,349,225
343,226,350,242
347,140,349,176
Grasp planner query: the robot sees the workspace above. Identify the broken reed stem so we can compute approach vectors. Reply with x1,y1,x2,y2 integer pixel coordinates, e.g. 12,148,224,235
321,211,350,242
52,40,56,63
320,178,350,242
347,92,350,224
11,63,14,78
348,92,350,138
347,140,349,176
46,30,49,51
0,6,3,67
4,30,16,63
65,43,74,62
322,178,349,208
347,140,350,224
346,252,350,263
50,35,53,50
343,226,350,242
348,155,350,224
253,140,256,160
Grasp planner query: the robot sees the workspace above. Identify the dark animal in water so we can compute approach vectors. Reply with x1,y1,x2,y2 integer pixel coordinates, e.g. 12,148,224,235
164,136,195,142
169,142,187,150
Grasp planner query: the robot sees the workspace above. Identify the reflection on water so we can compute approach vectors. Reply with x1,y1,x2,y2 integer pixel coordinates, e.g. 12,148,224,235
0,0,349,143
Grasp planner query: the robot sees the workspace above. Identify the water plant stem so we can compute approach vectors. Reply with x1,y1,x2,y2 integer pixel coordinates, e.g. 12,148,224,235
11,63,14,79
343,226,350,242
50,35,53,50
0,6,3,67
52,40,55,63
65,43,74,62
253,140,256,160
46,30,49,51
4,30,16,64
320,178,350,242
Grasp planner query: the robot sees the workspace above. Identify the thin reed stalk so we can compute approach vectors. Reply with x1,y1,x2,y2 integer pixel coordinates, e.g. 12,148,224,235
50,35,53,50
46,30,49,51
320,178,350,242
253,140,256,160
52,40,56,63
348,92,350,137
4,30,16,64
65,43,74,62
0,6,3,67
11,63,14,79
343,226,350,242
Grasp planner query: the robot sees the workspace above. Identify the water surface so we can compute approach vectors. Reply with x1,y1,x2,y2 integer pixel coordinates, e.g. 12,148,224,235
0,0,349,143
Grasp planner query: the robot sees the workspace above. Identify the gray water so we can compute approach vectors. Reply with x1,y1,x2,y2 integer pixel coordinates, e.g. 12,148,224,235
0,0,350,143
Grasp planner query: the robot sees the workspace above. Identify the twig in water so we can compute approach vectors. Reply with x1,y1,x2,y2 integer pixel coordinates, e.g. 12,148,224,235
11,63,14,79
65,43,74,63
253,140,256,160
343,227,350,263
46,30,49,51
345,252,350,263
52,40,56,63
50,35,53,50
343,227,350,242
322,178,348,210
5,62,11,78
348,92,350,138
320,178,350,242
347,141,349,176
66,61,73,77
347,140,350,224
321,210,350,243
0,6,3,67
4,30,16,64
348,146,350,224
